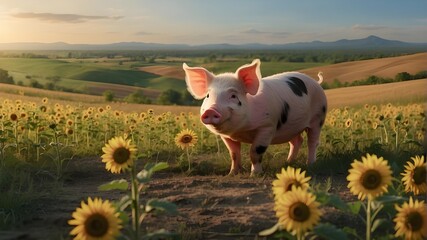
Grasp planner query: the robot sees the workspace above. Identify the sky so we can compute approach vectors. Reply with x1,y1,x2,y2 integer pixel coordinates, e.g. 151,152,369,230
0,0,426,45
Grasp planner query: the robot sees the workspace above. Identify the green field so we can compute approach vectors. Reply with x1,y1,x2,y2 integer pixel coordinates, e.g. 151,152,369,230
0,57,325,96
186,61,325,76
0,58,187,93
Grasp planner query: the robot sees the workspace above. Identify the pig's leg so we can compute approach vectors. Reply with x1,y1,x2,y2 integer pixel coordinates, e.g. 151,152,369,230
222,137,242,175
250,128,274,175
307,127,321,164
287,134,303,162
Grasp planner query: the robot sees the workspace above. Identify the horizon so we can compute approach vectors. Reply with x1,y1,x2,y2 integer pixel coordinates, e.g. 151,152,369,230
1,1,426,45
2,35,427,46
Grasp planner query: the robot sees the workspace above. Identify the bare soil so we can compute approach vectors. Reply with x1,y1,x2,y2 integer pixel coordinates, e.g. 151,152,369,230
139,66,185,80
1,157,358,240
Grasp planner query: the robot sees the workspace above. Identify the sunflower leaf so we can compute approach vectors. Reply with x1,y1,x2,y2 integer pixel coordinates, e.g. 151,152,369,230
142,229,178,240
258,222,280,236
347,201,362,215
315,192,349,212
145,199,178,215
371,218,387,233
313,223,348,240
145,162,169,173
98,179,129,191
138,162,169,183
375,195,407,205
137,169,151,183
118,195,132,211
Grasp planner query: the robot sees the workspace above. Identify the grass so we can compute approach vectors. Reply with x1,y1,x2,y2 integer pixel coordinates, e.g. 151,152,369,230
0,58,186,93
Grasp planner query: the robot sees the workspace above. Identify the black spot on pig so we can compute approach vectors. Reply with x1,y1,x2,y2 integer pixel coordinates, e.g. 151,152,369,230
286,77,307,97
277,102,290,129
255,145,268,155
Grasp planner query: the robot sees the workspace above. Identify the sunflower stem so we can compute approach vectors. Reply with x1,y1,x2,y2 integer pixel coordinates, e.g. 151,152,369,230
130,165,140,239
186,147,191,172
297,231,303,240
366,199,372,240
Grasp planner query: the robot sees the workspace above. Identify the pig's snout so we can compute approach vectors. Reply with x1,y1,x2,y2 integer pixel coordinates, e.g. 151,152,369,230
201,108,222,125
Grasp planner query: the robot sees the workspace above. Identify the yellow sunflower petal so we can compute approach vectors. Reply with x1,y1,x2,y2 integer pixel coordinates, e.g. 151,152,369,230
347,153,392,200
69,197,122,239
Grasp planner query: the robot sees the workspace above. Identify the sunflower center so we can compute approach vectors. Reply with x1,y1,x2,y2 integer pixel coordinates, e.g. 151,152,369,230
361,169,382,190
181,134,193,144
113,147,131,164
84,213,109,237
289,202,310,222
413,167,426,185
405,211,423,232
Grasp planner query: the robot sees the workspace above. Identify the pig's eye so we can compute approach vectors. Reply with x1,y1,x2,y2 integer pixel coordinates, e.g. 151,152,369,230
231,94,236,99
206,93,210,98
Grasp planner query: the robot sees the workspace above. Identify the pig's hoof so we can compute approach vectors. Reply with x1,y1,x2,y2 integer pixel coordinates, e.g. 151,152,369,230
228,168,242,176
250,171,264,178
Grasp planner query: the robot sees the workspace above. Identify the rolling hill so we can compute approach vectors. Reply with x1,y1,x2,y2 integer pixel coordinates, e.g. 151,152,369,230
1,52,425,102
142,52,427,85
300,52,427,83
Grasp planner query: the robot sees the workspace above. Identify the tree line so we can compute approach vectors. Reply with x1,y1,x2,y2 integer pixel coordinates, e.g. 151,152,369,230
322,71,427,89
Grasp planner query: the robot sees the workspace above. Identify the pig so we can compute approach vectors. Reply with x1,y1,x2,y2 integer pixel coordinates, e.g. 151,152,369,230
183,59,327,175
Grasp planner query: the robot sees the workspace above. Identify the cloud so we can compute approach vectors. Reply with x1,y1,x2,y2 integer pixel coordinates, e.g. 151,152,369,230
135,31,154,36
241,29,268,34
352,24,388,31
11,12,123,23
241,28,290,38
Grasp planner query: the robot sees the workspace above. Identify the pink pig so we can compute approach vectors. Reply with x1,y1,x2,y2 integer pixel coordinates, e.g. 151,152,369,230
183,59,327,175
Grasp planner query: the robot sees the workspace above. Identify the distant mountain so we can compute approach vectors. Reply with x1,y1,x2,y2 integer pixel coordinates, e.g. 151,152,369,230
1,35,426,51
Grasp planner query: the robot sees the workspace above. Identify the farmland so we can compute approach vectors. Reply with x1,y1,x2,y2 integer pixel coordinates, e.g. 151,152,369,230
1,52,426,102
0,52,426,239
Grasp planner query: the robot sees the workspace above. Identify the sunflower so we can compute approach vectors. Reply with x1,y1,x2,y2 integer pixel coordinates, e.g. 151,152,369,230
9,113,18,121
101,136,137,174
345,118,353,128
394,197,427,240
69,197,122,240
274,186,321,237
272,166,311,198
175,129,198,150
65,128,74,135
347,153,392,200
401,155,426,195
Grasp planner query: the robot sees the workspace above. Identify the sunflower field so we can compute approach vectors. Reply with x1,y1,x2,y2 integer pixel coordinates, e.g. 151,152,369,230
0,96,425,239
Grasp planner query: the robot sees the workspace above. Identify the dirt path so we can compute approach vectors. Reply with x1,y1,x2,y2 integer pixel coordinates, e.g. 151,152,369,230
2,158,354,240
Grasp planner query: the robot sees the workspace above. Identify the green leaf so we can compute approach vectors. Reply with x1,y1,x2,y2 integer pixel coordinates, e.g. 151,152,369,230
258,222,280,237
145,199,178,215
137,169,151,183
315,192,350,212
371,218,387,233
348,201,362,215
137,162,169,183
313,223,348,240
342,227,359,239
118,195,132,211
98,179,128,191
376,195,407,205
142,229,178,240
148,162,169,173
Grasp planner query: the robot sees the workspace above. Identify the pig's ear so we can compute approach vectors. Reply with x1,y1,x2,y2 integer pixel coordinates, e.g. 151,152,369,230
236,59,261,95
183,63,214,99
